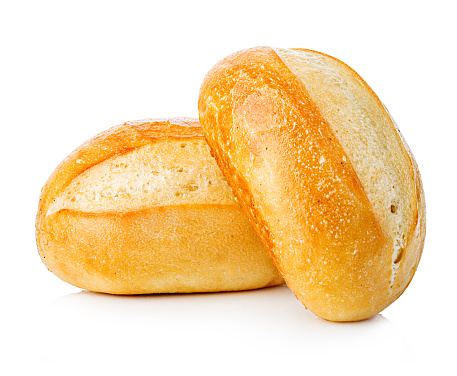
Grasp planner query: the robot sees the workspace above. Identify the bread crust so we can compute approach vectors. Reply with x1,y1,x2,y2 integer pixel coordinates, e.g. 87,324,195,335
198,48,425,321
36,118,284,294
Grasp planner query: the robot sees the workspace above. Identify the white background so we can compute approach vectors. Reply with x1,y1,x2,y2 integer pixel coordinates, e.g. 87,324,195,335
1,0,456,374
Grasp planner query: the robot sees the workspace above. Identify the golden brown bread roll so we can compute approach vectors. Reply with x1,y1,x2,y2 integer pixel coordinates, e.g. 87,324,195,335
198,47,425,321
36,118,284,294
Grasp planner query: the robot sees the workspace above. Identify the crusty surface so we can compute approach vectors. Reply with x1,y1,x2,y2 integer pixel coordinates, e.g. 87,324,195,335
36,118,284,294
198,48,425,321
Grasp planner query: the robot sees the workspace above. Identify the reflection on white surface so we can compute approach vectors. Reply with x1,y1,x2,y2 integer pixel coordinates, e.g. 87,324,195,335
37,284,415,372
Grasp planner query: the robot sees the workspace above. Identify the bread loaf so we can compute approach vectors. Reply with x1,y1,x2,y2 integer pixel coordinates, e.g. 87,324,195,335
36,118,284,294
198,47,425,321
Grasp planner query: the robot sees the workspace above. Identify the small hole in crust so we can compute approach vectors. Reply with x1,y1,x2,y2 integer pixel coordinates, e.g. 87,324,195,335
181,143,186,148
391,205,397,214
182,181,199,192
394,248,404,264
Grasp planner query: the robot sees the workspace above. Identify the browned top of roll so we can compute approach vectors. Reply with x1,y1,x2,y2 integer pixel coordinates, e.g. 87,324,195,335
36,118,238,259
38,118,203,215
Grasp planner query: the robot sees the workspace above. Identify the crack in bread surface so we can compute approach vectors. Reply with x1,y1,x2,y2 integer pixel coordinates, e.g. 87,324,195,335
47,138,237,215
274,48,417,289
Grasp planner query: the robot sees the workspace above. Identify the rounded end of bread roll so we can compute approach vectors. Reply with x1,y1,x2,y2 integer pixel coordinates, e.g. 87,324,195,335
198,47,425,321
36,118,284,294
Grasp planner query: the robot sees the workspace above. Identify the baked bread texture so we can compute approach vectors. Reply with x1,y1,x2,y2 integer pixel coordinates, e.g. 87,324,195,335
198,47,425,321
36,118,284,294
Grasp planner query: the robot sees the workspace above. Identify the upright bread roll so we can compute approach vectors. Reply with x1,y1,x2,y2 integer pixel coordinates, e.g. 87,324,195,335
199,48,425,321
36,118,284,294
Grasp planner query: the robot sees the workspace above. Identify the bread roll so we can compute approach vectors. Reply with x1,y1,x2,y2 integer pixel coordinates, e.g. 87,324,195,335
36,118,284,294
198,47,425,321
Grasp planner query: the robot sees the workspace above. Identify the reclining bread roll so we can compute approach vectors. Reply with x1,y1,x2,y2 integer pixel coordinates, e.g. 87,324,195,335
36,118,284,294
198,47,425,321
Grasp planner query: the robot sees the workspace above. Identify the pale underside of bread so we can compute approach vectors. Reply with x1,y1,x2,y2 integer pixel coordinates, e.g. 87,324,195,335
198,48,425,321
36,118,284,294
